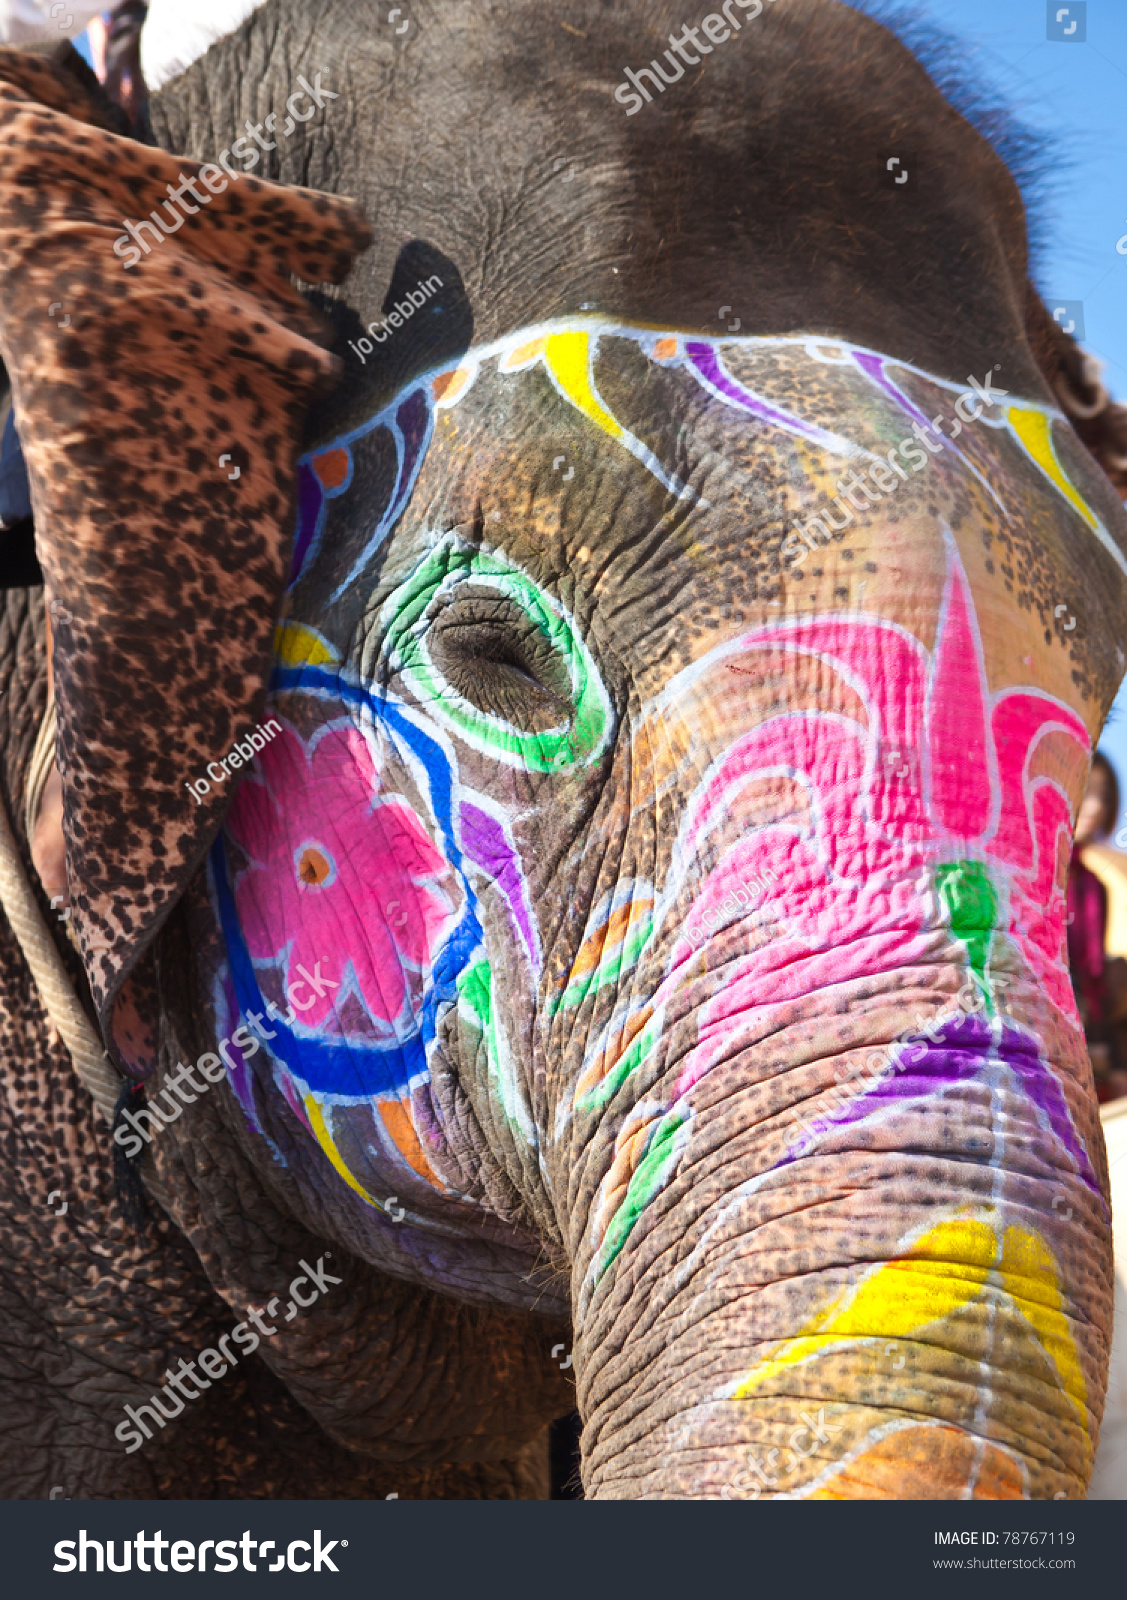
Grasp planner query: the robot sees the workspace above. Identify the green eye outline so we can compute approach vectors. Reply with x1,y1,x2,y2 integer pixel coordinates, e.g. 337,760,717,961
381,533,612,772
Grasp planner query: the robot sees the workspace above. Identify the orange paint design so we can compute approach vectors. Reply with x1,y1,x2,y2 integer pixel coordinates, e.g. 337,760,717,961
378,1098,442,1188
808,1424,1027,1500
297,846,332,886
575,1005,652,1103
599,1108,665,1227
568,898,654,982
652,337,679,361
433,367,474,405
499,336,548,371
312,448,350,489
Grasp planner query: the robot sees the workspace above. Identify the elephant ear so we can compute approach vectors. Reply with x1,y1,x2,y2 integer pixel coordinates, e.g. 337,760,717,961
0,47,371,1075
1027,280,1127,497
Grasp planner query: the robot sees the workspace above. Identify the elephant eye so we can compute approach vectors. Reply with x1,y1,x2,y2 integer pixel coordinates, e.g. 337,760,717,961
380,535,613,772
427,590,574,733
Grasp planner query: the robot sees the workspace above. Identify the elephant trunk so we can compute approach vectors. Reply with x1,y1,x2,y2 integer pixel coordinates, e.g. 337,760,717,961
567,956,1111,1500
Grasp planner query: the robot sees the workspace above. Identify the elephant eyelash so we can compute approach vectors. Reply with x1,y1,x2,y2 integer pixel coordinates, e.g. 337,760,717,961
425,605,574,719
377,530,613,770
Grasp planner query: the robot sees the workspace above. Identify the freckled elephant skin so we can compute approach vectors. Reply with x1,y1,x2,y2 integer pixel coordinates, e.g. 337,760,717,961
1,0,1124,1499
0,43,371,1075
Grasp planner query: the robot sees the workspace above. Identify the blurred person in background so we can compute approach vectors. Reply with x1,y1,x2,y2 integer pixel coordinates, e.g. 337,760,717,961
1069,751,1127,1101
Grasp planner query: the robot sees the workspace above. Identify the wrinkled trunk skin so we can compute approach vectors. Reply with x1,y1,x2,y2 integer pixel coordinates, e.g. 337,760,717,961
575,966,1108,1499
549,542,1115,1499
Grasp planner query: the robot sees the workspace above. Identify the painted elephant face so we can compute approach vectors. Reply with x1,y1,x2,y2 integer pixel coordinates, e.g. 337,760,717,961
199,316,1124,1494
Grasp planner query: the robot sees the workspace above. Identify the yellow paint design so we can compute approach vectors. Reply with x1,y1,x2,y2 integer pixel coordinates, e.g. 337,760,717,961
999,1224,1088,1441
496,330,626,444
493,326,692,500
1007,408,1098,531
733,1217,996,1401
540,331,627,444
731,1216,1091,1448
731,1216,1090,1454
306,1096,380,1208
273,622,338,667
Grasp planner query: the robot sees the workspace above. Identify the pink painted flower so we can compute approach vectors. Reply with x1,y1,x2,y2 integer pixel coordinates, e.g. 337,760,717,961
226,722,458,1035
670,536,1090,1093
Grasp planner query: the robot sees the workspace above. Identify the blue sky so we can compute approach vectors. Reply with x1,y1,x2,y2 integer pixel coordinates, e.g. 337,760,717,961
874,0,1127,398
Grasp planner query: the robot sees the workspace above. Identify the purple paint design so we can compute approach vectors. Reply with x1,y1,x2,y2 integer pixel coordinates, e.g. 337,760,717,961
851,349,937,436
395,388,431,501
850,349,1010,521
289,461,327,586
221,972,269,1140
780,1014,1102,1203
685,341,866,459
327,385,436,604
460,801,540,977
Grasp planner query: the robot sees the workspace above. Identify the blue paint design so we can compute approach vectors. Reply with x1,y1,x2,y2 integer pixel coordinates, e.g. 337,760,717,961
212,661,484,1104
326,387,436,604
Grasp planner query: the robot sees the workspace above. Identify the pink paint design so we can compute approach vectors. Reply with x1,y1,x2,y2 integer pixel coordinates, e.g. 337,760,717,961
927,556,996,841
226,722,459,1036
672,535,1090,1101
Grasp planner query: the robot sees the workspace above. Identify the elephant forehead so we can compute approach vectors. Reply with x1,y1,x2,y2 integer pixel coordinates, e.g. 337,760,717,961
295,319,1126,716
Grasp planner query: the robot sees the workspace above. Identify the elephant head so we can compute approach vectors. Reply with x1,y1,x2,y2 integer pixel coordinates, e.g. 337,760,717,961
6,0,1124,1498
205,312,1120,1498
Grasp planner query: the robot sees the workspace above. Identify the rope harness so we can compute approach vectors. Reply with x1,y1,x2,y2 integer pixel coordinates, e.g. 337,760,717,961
0,698,122,1122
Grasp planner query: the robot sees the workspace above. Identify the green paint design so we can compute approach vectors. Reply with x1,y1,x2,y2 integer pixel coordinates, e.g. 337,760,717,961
382,534,611,772
551,914,654,1017
936,859,998,1010
457,954,534,1140
457,957,493,1034
597,1109,688,1279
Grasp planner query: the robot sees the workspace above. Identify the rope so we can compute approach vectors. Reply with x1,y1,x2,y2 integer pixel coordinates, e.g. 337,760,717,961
0,701,121,1122
22,697,78,953
23,692,58,846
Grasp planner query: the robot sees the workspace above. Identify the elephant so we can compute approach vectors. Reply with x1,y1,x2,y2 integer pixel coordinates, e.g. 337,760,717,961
1,0,1125,1500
